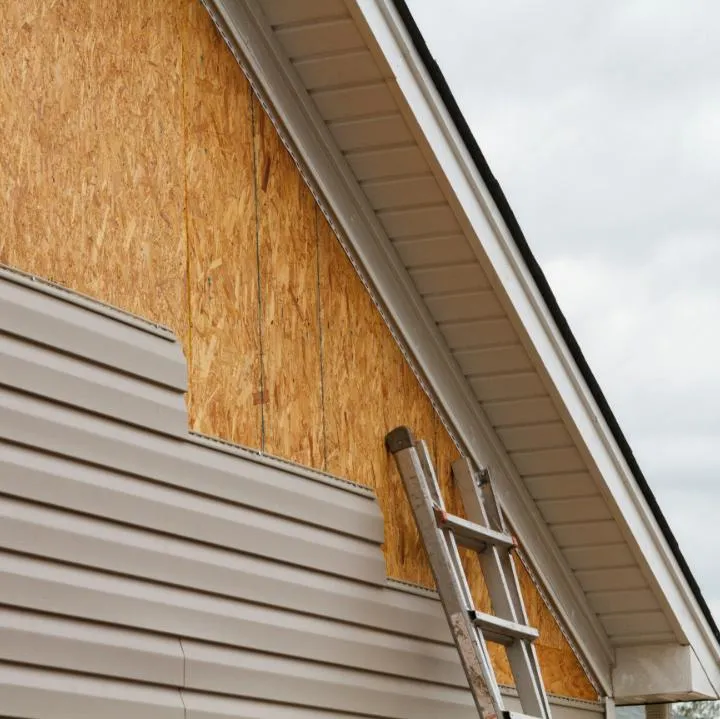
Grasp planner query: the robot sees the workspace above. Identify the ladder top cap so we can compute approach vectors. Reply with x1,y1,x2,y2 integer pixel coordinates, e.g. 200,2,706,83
385,426,415,454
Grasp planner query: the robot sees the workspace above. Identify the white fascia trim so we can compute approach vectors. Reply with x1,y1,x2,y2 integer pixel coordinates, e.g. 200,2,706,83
204,0,613,692
351,0,720,695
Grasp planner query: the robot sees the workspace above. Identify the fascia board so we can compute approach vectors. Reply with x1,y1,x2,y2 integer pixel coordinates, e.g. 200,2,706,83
349,0,720,694
201,0,613,693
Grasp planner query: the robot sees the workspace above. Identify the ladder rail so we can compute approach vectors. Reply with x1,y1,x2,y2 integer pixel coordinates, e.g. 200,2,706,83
386,428,504,719
386,426,552,719
453,459,551,719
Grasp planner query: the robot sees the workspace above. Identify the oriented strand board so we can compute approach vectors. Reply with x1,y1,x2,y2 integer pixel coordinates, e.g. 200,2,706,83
0,0,188,344
318,208,434,585
517,559,597,698
254,98,325,468
183,2,262,446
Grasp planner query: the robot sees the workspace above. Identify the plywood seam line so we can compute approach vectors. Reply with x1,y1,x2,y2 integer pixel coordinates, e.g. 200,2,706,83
249,93,267,448
181,18,194,410
315,205,329,471
198,0,598,694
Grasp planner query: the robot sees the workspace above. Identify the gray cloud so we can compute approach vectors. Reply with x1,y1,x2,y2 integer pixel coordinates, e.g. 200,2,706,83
408,0,720,619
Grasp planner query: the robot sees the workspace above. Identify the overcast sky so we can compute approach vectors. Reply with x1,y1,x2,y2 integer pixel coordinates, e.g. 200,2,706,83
409,0,720,622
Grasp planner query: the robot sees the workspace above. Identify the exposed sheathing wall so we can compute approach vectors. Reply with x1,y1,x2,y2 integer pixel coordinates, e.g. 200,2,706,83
182,2,262,447
0,0,188,343
0,0,595,700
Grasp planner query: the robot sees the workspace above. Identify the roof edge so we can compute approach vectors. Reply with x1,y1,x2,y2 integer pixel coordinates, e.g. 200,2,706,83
388,0,719,647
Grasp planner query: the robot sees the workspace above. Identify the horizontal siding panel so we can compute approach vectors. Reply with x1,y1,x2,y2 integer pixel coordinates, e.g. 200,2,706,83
274,19,364,59
0,332,187,436
345,145,428,181
586,589,660,615
329,114,412,151
425,290,503,323
562,544,637,571
410,264,489,296
0,390,383,544
600,611,672,638
0,493,384,601
482,397,558,427
497,423,573,452
312,83,396,121
0,552,459,685
183,691,367,719
378,205,459,239
510,447,586,476
262,0,347,26
393,235,475,269
523,472,598,501
363,175,445,210
0,662,184,719
0,446,450,640
438,318,517,351
469,372,546,402
0,270,186,389
454,344,531,377
574,567,649,593
0,608,183,686
184,641,474,719
537,496,611,524
550,520,625,548
293,50,383,90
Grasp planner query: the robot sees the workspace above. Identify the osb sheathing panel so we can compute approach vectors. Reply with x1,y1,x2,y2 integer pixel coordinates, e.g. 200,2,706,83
0,0,188,342
254,97,325,469
182,2,262,447
0,0,595,699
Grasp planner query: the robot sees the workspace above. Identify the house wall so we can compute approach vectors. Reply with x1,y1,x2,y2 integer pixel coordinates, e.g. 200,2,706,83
0,0,595,699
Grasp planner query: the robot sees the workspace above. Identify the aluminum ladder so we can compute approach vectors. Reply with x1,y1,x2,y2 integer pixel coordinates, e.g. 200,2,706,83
385,426,552,719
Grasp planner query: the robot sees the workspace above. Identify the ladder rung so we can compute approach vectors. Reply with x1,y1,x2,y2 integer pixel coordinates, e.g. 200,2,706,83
470,610,539,647
434,507,515,551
